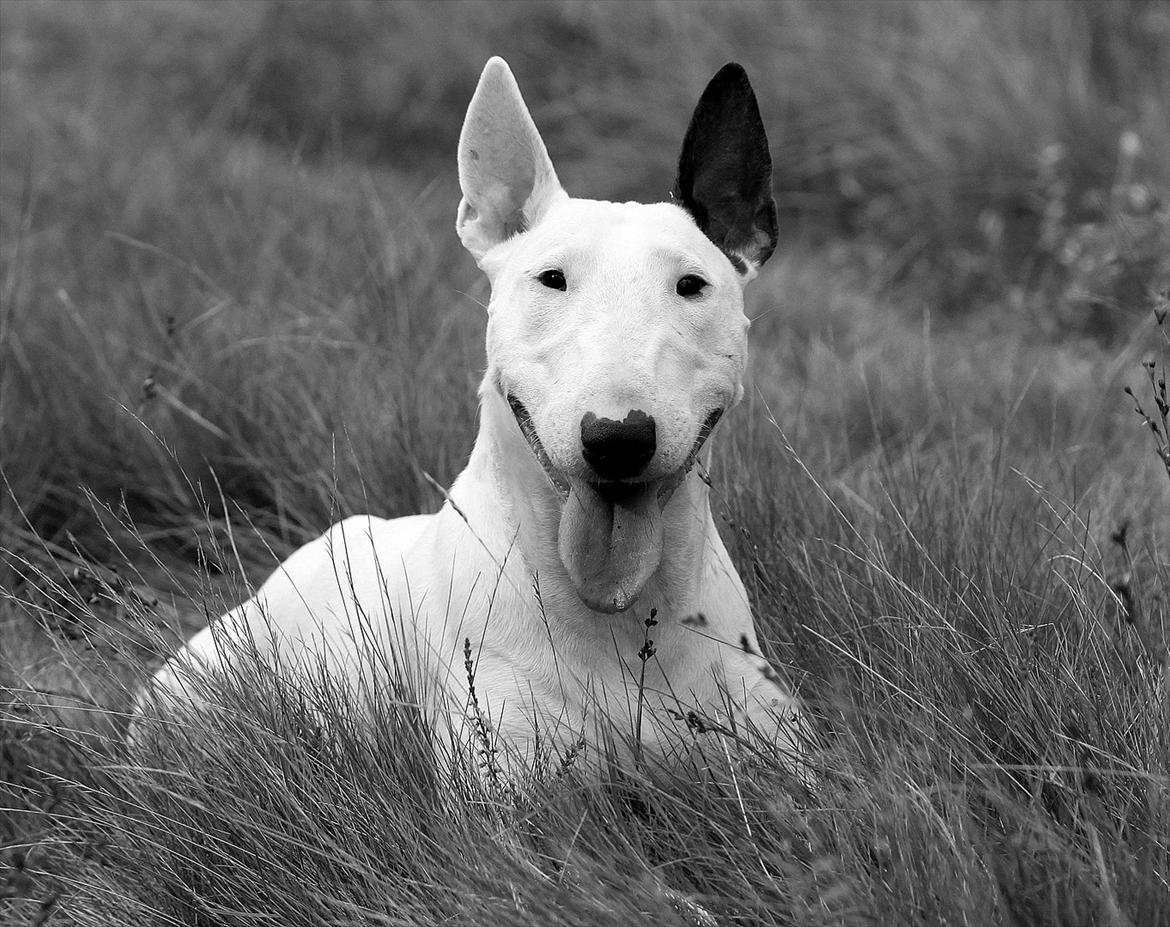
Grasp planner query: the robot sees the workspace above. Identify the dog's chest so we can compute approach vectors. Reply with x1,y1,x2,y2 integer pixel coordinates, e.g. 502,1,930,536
453,604,728,747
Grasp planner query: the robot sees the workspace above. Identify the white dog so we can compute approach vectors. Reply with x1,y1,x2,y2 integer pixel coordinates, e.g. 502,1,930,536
145,57,808,779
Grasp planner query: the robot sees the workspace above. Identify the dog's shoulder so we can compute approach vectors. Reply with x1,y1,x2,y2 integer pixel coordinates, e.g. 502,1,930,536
216,513,439,664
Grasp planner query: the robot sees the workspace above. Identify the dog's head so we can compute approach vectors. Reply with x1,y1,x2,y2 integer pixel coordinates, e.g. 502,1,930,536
456,58,777,614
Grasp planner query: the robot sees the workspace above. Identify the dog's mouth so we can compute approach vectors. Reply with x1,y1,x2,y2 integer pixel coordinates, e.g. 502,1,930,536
507,393,721,613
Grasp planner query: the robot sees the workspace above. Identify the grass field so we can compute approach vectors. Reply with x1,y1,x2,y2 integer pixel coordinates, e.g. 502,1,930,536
2,1,1169,924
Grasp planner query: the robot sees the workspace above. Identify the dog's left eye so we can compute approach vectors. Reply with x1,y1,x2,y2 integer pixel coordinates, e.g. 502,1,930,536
537,269,567,291
676,274,708,298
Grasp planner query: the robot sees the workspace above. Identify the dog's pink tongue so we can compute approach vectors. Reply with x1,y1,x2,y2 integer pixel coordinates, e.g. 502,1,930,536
558,482,664,613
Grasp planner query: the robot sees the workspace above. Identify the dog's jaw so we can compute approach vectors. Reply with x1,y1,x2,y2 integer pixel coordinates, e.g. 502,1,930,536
655,408,722,504
505,393,569,499
503,389,722,613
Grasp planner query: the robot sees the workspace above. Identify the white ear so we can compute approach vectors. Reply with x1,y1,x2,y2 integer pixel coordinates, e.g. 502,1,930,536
456,57,566,262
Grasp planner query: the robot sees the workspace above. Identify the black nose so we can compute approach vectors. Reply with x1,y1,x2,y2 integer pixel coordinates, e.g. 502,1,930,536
580,410,657,481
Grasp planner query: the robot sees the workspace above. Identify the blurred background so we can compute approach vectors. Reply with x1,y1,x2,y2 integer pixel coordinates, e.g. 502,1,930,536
1,0,1167,564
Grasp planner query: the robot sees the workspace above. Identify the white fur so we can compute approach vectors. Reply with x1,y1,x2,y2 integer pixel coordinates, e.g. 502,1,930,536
144,57,808,779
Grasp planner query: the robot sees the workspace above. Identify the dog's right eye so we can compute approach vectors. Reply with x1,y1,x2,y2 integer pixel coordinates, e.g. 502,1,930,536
676,274,709,298
537,269,567,291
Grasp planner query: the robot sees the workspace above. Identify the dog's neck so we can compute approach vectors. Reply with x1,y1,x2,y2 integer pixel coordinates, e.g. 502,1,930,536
460,384,714,628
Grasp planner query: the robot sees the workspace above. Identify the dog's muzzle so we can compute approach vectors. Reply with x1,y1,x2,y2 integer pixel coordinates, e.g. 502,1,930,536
505,393,721,507
504,391,724,612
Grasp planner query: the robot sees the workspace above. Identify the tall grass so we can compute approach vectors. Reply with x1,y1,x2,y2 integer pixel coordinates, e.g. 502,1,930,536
2,1,1168,925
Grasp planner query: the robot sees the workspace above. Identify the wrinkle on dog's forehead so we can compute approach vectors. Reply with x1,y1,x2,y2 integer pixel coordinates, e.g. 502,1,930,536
508,199,735,282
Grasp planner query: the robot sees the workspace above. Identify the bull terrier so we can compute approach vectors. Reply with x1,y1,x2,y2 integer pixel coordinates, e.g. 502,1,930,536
143,57,808,781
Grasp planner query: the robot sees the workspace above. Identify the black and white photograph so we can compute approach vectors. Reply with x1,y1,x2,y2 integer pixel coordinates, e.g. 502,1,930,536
2,2,1167,924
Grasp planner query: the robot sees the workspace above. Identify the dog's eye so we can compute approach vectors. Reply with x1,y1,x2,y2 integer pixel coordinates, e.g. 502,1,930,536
676,274,708,298
537,269,567,291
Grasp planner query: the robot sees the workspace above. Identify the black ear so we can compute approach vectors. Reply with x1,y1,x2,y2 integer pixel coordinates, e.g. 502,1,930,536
674,63,778,275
